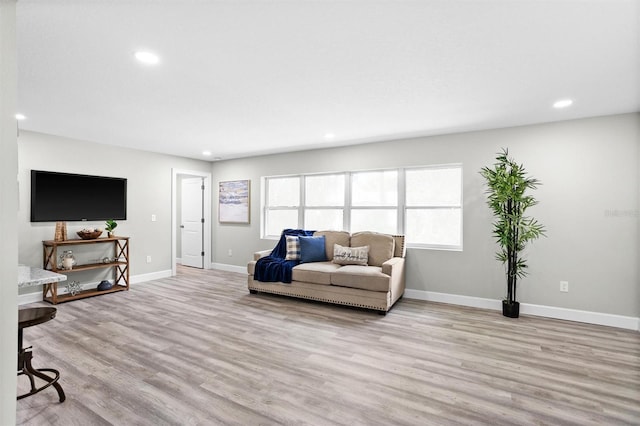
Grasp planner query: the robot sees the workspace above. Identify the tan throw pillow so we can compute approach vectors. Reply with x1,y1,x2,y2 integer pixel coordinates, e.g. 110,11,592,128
332,244,369,266
314,230,350,260
351,232,395,267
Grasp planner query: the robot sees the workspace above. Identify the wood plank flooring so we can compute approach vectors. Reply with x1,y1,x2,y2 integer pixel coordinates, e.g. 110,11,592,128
17,266,640,425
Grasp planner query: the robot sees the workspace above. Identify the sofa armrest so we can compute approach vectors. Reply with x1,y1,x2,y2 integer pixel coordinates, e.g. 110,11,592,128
382,257,406,302
254,249,272,261
381,256,404,276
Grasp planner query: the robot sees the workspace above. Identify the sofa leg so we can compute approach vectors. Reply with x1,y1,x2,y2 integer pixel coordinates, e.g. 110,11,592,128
249,289,258,294
378,310,387,316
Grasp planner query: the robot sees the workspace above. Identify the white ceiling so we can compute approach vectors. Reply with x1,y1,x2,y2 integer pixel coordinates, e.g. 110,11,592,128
17,0,640,161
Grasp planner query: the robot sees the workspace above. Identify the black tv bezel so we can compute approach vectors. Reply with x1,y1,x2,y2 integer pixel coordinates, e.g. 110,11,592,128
30,169,128,222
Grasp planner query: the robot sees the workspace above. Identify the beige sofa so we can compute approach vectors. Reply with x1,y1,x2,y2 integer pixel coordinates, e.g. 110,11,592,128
247,231,406,314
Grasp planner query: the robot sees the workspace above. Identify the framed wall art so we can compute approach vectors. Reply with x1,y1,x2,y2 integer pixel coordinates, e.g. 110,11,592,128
218,180,250,223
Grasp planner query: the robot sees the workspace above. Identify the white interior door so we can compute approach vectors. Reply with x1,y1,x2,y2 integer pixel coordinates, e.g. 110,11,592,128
181,177,204,268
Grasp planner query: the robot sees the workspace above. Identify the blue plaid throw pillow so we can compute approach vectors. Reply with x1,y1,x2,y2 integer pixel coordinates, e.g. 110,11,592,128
285,235,301,260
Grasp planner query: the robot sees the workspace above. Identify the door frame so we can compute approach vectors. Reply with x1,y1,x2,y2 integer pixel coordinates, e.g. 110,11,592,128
171,168,212,276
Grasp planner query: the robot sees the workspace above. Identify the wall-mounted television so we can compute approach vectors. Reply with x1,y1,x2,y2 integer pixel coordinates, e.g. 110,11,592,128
31,170,127,222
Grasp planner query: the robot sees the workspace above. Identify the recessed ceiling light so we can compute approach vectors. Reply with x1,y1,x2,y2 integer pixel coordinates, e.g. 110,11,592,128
202,151,212,156
134,51,159,65
553,99,573,109
15,113,26,120
324,133,336,140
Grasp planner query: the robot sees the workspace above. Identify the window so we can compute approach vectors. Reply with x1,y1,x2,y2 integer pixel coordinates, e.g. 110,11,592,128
405,167,462,248
264,177,299,237
350,170,398,234
262,164,462,250
304,174,345,231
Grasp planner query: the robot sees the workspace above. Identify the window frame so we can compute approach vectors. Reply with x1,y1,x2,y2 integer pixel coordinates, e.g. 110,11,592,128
404,164,463,250
262,164,463,251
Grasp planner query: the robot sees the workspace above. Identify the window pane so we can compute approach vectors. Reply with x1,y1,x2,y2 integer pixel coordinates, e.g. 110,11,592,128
352,170,397,206
305,209,343,231
351,209,397,234
268,177,299,206
266,210,298,236
406,167,461,206
406,208,461,246
305,174,345,206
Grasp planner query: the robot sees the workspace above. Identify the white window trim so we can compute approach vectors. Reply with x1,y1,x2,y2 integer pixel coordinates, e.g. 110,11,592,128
262,164,463,251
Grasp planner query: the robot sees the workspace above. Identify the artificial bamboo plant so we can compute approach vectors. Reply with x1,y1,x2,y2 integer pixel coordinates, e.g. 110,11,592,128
480,149,545,315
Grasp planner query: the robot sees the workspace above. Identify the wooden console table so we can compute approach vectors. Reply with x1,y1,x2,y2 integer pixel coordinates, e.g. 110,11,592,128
42,236,129,304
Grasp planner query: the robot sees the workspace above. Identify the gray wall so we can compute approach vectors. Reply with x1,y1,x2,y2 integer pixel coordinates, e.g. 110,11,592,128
14,113,640,319
17,131,211,295
212,113,639,317
0,1,18,423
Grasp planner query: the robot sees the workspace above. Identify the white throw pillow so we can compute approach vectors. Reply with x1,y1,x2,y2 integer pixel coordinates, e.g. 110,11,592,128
332,243,369,266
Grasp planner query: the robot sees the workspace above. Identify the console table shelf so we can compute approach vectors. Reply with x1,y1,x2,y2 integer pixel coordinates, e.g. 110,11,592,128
42,236,130,304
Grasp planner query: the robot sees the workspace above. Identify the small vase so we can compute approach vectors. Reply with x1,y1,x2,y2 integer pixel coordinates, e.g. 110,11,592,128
54,221,67,241
107,231,114,238
60,250,76,270
502,300,520,318
97,280,113,291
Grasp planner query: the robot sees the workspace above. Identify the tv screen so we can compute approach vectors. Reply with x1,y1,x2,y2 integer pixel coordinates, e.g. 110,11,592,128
31,170,127,222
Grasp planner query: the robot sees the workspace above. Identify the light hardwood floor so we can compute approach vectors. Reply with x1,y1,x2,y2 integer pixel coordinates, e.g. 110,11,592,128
17,266,640,425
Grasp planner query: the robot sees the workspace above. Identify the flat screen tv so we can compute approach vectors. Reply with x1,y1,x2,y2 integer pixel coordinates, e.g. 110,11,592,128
31,170,127,222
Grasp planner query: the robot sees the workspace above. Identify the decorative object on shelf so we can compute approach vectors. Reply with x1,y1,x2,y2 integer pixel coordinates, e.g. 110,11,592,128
60,250,76,270
105,219,118,237
480,148,546,318
102,256,115,264
54,221,67,241
77,227,103,240
219,179,250,223
66,280,82,296
97,280,113,291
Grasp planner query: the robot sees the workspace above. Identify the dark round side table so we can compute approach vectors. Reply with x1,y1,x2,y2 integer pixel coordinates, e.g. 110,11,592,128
17,307,66,402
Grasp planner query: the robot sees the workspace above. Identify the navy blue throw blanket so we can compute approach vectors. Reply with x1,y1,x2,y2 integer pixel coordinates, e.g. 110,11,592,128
254,229,315,283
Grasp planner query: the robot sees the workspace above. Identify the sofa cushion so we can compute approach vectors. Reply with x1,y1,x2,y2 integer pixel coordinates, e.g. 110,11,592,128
299,235,327,263
292,261,341,285
331,265,390,292
351,232,395,267
332,244,369,266
313,230,350,261
285,235,301,260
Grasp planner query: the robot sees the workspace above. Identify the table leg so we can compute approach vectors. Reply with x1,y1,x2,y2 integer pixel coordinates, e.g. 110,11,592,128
17,345,66,403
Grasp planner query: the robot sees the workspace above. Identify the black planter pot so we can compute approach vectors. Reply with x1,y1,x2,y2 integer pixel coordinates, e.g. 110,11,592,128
502,300,520,318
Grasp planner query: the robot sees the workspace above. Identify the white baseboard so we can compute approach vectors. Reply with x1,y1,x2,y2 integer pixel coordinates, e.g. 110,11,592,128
404,289,640,331
18,269,173,305
211,262,246,274
18,291,46,305
130,269,172,284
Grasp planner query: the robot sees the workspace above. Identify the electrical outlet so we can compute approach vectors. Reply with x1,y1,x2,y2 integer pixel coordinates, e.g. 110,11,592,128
146,255,152,263
228,249,233,257
151,214,156,222
560,281,569,292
